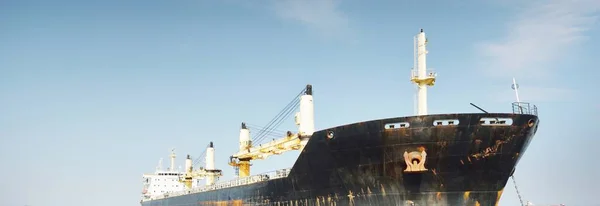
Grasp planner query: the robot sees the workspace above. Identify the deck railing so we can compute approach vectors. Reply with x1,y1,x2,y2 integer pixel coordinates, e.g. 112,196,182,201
410,69,437,80
512,102,538,116
142,168,292,201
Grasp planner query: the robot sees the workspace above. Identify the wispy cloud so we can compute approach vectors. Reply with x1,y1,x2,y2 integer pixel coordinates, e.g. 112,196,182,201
478,0,599,79
270,0,350,38
492,86,578,102
477,0,600,102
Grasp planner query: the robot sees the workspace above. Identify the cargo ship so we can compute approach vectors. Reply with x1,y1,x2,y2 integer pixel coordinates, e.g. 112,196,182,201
139,29,540,206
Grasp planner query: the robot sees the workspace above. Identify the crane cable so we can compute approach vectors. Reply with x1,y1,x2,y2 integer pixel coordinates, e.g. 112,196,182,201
192,143,211,168
246,123,286,138
253,100,300,144
251,88,303,142
251,87,305,144
254,100,300,145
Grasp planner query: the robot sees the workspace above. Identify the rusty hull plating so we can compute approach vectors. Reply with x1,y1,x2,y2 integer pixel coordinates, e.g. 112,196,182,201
142,113,539,206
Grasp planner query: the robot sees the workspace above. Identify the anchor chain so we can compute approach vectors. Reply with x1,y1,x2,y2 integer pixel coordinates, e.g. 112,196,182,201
512,175,524,206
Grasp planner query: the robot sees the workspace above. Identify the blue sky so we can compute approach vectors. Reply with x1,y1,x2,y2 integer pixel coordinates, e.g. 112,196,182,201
1,0,599,205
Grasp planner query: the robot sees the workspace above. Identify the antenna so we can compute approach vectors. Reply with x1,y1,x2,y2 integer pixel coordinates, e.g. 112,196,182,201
157,158,163,171
512,77,524,114
469,103,489,113
512,77,521,102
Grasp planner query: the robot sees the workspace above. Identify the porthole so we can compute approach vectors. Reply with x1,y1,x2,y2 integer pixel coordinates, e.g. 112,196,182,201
527,119,535,127
327,131,334,139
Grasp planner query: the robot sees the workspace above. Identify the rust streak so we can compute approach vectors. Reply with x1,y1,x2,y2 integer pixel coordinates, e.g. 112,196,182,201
471,133,518,159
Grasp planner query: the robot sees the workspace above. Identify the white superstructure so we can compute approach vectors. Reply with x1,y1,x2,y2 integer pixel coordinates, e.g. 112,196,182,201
141,142,228,201
141,149,189,200
141,145,291,202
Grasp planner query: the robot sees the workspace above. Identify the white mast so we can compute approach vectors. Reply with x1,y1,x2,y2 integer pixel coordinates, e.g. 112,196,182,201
410,29,436,116
239,122,251,151
185,155,192,173
413,35,418,115
296,84,315,143
206,142,216,186
169,148,176,172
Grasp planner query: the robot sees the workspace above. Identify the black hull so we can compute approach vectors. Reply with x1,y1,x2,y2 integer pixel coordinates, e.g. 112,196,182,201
142,113,539,206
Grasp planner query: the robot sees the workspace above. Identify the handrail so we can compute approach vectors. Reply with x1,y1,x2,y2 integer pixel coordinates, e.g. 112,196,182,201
512,102,538,116
410,69,437,80
141,168,292,201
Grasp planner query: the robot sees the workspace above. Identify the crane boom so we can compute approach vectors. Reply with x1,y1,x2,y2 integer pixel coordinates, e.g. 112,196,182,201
229,84,315,178
233,131,304,160
180,142,222,189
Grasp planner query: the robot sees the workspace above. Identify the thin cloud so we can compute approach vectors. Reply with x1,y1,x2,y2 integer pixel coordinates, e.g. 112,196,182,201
477,0,599,102
489,86,578,103
477,0,600,80
270,0,350,37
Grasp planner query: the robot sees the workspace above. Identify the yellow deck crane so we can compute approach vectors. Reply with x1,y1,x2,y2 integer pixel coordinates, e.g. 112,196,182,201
179,142,223,189
228,85,315,178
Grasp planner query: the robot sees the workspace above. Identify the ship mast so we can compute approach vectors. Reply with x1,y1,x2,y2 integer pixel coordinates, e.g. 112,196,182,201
411,29,436,116
205,142,217,185
235,123,252,177
169,148,176,172
179,142,223,189
229,84,315,178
